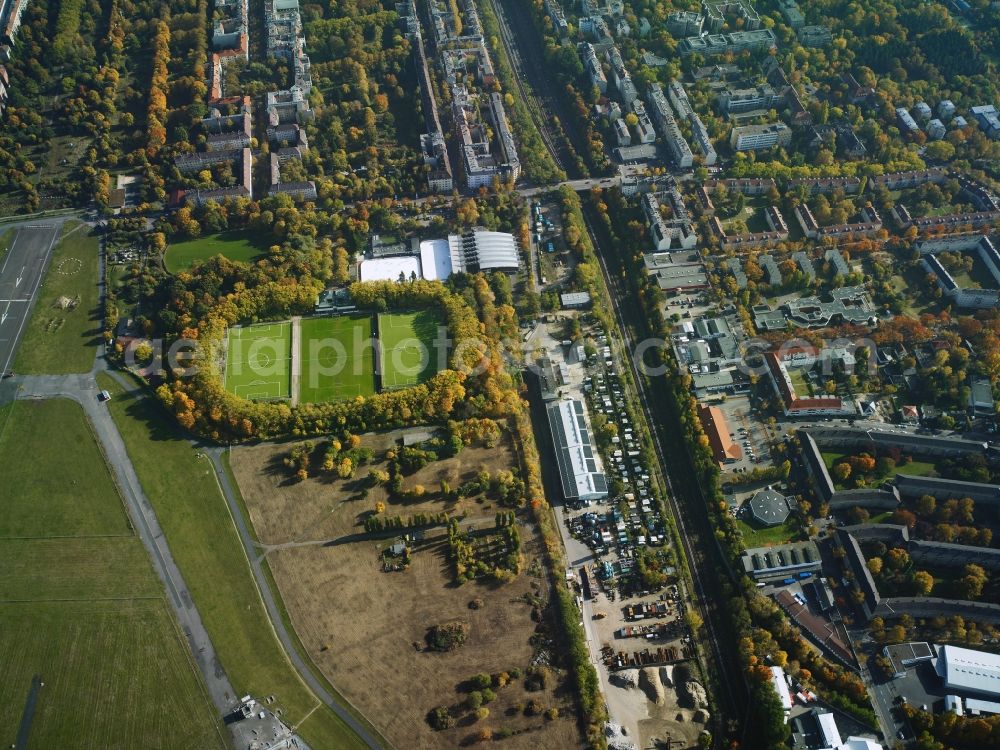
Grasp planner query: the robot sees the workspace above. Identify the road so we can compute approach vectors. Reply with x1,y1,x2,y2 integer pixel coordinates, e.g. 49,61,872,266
0,221,62,375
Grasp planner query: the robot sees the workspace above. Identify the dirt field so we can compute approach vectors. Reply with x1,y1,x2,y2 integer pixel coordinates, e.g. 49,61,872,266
232,429,585,749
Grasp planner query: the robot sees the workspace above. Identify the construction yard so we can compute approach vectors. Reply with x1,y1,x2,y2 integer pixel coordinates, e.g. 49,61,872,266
230,428,584,749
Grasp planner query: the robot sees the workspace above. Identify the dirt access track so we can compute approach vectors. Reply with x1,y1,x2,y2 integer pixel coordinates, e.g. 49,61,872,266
231,429,584,749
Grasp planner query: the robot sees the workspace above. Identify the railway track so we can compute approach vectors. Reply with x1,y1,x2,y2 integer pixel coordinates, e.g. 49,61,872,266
580,206,747,733
484,0,570,175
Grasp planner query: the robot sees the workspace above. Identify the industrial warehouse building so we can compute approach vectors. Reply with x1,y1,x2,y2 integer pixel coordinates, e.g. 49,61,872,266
546,398,609,502
741,540,821,580
936,645,1000,698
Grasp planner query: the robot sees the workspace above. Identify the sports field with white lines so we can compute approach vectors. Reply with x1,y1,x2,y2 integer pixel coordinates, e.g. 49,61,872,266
224,321,292,400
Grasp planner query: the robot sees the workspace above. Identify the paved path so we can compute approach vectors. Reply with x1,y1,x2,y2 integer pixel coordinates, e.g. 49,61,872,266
7,370,241,724
290,315,301,406
205,445,388,750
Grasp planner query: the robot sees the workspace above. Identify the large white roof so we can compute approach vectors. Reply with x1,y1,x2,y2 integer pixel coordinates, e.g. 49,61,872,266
937,645,1000,697
770,666,792,716
471,230,519,270
840,739,883,750
359,256,421,282
419,239,453,281
817,712,842,748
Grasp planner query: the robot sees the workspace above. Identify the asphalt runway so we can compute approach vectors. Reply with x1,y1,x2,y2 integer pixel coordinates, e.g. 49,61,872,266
0,223,61,375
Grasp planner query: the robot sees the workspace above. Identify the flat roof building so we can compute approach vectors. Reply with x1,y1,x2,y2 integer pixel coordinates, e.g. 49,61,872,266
770,666,793,721
546,399,609,502
730,122,792,152
936,645,1000,699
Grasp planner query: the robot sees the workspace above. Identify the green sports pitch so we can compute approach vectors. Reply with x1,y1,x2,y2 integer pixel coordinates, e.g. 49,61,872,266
163,230,265,273
299,315,376,403
378,311,445,390
224,322,292,400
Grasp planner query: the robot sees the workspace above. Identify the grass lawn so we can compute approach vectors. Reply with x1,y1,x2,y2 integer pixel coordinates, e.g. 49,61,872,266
224,321,292,400
745,207,769,234
0,399,224,749
164,231,266,273
787,366,812,398
299,315,376,403
14,222,100,374
377,310,444,389
0,399,130,538
894,458,937,477
737,518,795,548
950,254,999,291
96,372,374,750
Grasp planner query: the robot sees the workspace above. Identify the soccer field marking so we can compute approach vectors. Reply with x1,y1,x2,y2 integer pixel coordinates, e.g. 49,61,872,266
228,322,291,339
233,379,285,400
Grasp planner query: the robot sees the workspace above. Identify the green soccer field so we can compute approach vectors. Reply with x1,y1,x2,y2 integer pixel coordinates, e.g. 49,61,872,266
299,315,376,403
224,321,292,400
378,311,445,390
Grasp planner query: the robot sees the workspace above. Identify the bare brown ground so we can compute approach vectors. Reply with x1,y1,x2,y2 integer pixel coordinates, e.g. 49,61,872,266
232,432,585,749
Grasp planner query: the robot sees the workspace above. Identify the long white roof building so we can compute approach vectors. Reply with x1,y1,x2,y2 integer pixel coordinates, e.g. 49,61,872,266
546,399,608,501
936,644,1000,698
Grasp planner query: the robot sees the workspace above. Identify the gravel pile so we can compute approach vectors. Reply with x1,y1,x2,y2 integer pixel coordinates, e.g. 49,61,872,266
639,667,666,706
604,723,638,750
609,669,640,689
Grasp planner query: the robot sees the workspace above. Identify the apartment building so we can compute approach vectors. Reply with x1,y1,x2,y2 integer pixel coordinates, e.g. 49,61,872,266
647,83,693,168
730,122,791,151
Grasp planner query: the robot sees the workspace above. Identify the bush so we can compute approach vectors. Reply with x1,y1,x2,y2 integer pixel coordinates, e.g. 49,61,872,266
470,672,492,690
467,691,483,710
427,706,454,731
524,699,543,716
524,665,552,692
545,707,559,720
425,621,470,652
481,688,496,704
474,707,490,721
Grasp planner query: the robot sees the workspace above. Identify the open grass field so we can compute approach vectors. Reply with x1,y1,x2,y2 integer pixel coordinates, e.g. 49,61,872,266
736,518,796,548
14,222,101,374
378,310,445,389
892,458,938,477
0,398,224,749
299,315,376,403
230,432,582,750
0,600,225,750
0,399,130,538
224,321,292,400
96,373,374,750
163,230,265,273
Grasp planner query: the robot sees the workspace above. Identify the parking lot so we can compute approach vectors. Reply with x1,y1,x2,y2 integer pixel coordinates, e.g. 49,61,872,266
530,312,696,739
870,660,945,742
